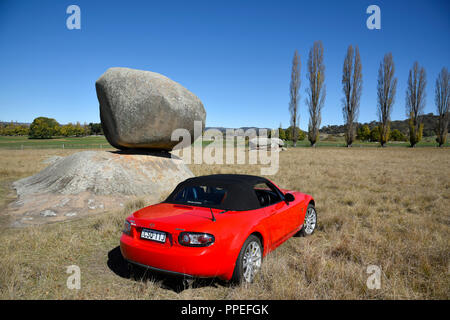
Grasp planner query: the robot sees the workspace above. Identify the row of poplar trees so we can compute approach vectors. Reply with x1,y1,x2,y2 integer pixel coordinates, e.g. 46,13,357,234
288,41,449,147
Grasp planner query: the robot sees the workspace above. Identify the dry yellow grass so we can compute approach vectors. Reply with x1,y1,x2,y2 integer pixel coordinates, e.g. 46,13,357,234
0,147,449,299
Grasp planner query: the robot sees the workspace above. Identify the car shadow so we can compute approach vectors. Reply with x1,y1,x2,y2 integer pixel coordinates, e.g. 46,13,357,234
107,246,227,293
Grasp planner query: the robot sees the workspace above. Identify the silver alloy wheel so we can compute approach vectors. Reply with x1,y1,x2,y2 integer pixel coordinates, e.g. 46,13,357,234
304,207,317,235
242,241,262,283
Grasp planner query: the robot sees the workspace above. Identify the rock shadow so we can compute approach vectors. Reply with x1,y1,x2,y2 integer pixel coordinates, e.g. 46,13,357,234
109,149,175,159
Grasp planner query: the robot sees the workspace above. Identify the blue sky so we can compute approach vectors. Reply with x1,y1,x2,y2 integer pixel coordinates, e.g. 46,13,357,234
0,0,449,129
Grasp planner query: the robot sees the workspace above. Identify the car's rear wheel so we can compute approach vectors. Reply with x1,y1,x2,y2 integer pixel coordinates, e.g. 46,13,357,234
231,235,262,284
298,204,317,236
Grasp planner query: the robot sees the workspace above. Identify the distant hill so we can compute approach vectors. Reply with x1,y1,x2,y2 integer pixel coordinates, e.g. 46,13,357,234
320,113,447,136
0,121,30,126
205,127,271,136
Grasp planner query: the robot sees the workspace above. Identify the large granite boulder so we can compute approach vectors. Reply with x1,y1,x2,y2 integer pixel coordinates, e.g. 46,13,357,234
96,67,206,150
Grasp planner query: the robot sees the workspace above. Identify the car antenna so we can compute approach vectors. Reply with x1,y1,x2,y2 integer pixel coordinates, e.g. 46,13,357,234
209,207,216,222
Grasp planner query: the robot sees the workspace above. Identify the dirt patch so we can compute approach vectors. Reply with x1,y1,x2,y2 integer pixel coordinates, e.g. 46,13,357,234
6,191,146,227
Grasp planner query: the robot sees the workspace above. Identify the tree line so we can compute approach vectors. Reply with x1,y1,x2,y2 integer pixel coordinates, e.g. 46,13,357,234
0,117,103,138
321,113,445,137
272,124,407,143
287,41,450,147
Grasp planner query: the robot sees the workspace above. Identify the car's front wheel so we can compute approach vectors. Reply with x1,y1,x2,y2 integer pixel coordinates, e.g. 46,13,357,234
231,235,263,284
298,204,317,236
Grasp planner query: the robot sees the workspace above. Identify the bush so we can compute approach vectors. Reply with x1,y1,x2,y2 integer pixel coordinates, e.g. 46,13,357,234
29,117,59,139
59,122,90,137
408,114,424,147
285,126,306,142
370,126,380,142
389,129,407,141
378,124,390,146
278,127,286,140
356,124,371,141
0,122,29,136
89,123,103,135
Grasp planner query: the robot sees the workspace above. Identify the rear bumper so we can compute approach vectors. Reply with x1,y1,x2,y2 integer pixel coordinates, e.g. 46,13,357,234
120,233,234,280
125,258,195,279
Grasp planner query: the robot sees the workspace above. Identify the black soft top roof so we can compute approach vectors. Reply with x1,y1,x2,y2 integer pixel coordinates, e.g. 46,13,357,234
164,174,275,211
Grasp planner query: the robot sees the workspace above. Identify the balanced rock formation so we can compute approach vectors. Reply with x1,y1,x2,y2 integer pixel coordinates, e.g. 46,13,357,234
9,151,194,227
249,137,284,151
96,67,206,151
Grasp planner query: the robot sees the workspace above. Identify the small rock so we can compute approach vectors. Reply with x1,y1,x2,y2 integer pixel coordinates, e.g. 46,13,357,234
88,199,96,210
10,221,24,228
65,212,77,217
57,198,71,207
40,210,57,217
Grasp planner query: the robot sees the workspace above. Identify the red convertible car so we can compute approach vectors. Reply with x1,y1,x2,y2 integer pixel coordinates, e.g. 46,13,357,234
120,174,316,283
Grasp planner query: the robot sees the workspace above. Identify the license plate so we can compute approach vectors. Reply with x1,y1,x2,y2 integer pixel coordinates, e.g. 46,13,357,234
141,228,166,243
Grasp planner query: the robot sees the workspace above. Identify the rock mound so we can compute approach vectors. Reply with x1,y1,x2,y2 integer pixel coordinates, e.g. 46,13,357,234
96,67,206,151
8,151,193,227
14,151,192,196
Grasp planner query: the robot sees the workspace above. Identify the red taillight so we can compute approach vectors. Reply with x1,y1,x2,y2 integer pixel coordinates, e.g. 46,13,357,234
198,234,211,244
178,232,215,247
123,220,131,235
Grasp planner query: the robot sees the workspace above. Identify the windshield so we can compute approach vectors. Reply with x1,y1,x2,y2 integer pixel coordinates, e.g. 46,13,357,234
172,185,228,206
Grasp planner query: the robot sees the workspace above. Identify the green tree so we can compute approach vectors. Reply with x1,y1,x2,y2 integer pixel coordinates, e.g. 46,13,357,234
268,129,277,139
289,50,301,146
298,129,306,141
342,45,363,147
405,62,426,147
377,53,397,147
29,117,59,139
286,126,305,142
435,67,449,147
390,129,406,141
69,122,85,137
408,115,424,146
88,122,103,135
60,123,73,137
357,124,371,141
0,122,29,136
370,126,381,142
285,127,292,141
306,41,326,147
278,125,286,140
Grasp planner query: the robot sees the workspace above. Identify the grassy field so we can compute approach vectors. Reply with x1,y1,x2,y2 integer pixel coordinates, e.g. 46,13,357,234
0,134,448,149
0,136,111,149
0,147,449,299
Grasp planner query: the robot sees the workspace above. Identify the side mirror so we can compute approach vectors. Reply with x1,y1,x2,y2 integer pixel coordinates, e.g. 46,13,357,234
284,193,295,203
